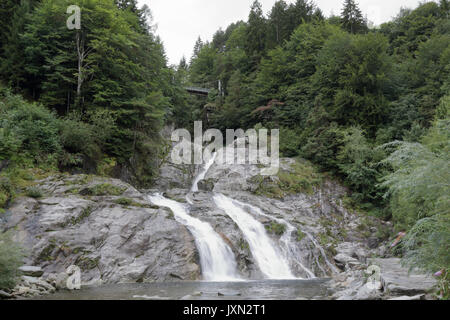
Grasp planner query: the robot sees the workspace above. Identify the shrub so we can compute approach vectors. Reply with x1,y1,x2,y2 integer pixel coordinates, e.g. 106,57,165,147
278,159,322,195
0,177,13,209
0,231,24,290
297,229,306,241
83,183,126,196
381,116,449,282
114,198,133,206
279,127,301,157
25,186,43,199
251,159,322,198
265,222,286,236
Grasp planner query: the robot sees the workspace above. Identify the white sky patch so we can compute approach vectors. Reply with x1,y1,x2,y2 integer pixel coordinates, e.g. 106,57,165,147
139,0,427,65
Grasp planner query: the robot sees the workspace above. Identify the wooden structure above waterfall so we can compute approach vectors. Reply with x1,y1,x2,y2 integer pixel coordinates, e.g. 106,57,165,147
185,86,211,96
185,80,223,96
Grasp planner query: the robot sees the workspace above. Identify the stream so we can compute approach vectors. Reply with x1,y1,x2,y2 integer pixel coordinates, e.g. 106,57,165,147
33,150,335,300
34,279,330,300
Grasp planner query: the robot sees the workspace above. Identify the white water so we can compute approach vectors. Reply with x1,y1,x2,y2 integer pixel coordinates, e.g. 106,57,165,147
232,199,316,279
191,153,218,192
213,193,295,279
148,194,240,281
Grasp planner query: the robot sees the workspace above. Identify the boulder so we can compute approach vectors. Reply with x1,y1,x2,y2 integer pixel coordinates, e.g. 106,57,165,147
218,290,242,297
4,175,201,285
354,284,382,300
334,253,359,270
388,294,425,300
21,276,55,293
369,258,437,296
0,290,12,299
18,266,44,277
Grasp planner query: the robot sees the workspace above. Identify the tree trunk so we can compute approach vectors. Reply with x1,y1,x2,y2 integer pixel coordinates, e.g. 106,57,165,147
75,30,87,108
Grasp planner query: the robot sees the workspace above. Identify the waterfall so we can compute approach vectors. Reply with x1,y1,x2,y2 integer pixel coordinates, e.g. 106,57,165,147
148,152,241,281
232,199,316,279
191,152,217,192
148,194,240,281
213,193,295,280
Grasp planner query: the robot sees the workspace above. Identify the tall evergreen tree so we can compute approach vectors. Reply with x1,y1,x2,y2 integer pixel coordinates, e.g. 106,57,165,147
268,0,289,47
340,0,367,34
191,36,204,63
246,0,267,64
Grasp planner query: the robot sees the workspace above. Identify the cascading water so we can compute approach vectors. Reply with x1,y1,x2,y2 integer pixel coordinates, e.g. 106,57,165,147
149,151,241,281
232,199,316,279
148,194,240,281
213,193,295,279
191,153,218,192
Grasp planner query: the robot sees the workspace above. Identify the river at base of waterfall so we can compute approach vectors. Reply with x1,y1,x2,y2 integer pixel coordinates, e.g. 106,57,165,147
31,279,331,300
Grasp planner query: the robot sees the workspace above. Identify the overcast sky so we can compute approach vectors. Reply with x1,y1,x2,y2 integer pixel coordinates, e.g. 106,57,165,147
139,0,426,65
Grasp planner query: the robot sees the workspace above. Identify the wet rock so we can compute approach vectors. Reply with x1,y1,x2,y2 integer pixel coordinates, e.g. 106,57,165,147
21,276,55,293
388,294,425,300
46,272,69,290
154,162,194,190
354,284,382,300
13,285,42,297
197,179,215,192
335,242,368,262
367,237,380,249
0,290,12,299
218,290,241,297
18,266,44,277
4,175,201,285
133,295,171,300
369,258,437,297
334,253,359,271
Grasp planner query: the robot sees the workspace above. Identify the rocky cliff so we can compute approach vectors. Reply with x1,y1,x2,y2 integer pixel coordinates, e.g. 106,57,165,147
0,154,437,299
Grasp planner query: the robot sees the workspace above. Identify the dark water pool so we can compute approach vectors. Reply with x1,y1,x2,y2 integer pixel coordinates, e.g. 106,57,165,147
33,279,332,300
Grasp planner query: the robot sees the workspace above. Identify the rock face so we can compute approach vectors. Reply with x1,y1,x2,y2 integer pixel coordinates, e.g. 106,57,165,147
154,153,394,281
18,266,44,277
2,175,200,287
1,146,436,300
369,258,437,296
329,258,437,300
181,157,380,279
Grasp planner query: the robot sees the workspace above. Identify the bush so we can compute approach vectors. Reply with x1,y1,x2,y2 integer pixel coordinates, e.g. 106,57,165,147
265,222,287,236
0,88,60,165
0,177,13,209
252,158,322,198
25,186,43,199
82,183,126,196
279,127,301,157
297,229,306,241
0,231,24,290
114,198,133,206
278,159,322,195
381,116,449,279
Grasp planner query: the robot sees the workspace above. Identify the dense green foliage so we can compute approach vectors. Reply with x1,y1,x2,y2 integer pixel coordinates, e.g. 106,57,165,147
0,0,448,296
0,231,24,290
0,0,186,188
185,0,449,285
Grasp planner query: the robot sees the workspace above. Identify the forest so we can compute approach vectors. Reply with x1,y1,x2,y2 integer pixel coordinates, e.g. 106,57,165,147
0,0,449,298
182,0,449,284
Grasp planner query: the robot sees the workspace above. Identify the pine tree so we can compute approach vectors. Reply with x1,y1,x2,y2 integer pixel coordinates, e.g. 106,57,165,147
340,0,367,34
0,0,36,91
246,0,267,64
268,0,288,47
440,0,449,18
191,37,204,63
